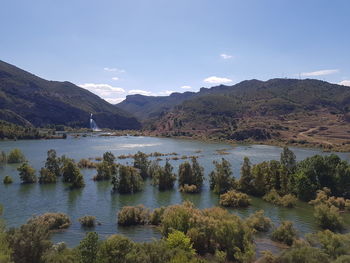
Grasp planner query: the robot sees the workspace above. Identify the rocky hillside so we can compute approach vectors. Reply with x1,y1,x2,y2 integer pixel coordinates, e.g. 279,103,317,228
0,60,140,129
145,79,350,150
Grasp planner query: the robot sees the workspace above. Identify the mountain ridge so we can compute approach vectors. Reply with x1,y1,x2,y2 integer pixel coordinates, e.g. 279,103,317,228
0,60,140,129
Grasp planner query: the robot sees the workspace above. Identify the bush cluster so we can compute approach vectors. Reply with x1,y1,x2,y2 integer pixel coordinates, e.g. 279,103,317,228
219,190,251,208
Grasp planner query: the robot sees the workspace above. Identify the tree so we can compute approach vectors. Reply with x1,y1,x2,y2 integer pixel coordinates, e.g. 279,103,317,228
17,162,37,183
97,234,135,263
133,151,151,179
0,205,12,263
178,158,204,192
153,160,176,191
94,161,116,181
112,165,143,194
62,159,84,188
280,147,296,175
39,168,57,184
0,151,6,165
239,157,253,193
78,232,99,263
7,221,52,263
45,149,60,177
102,151,115,166
7,149,25,163
209,158,235,194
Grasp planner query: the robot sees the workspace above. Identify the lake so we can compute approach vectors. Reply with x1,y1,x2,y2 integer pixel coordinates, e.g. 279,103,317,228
0,135,349,248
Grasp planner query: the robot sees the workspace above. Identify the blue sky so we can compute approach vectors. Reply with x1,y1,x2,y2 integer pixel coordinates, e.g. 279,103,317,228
1,0,349,103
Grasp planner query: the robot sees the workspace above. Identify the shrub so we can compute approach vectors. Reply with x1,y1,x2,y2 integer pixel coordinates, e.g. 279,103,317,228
246,210,272,232
166,230,195,254
38,168,57,184
62,159,85,188
97,234,135,262
78,216,96,227
7,148,25,163
306,230,350,260
0,151,7,164
278,244,330,263
314,204,343,231
117,205,150,226
150,207,166,225
279,194,298,208
179,184,198,193
17,162,36,183
271,221,297,246
78,158,96,169
3,175,12,184
219,190,251,208
29,213,71,230
94,161,116,181
263,189,297,208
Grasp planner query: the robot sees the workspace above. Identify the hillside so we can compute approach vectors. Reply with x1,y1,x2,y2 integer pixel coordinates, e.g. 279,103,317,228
0,60,140,129
117,92,197,121
144,79,350,150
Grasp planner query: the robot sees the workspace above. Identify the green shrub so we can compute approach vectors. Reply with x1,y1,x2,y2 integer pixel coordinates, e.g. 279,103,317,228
78,232,99,263
117,205,150,226
0,151,7,164
271,221,297,246
62,159,85,188
78,158,96,169
133,151,151,179
278,244,330,263
38,168,57,184
314,204,344,231
279,194,298,208
78,215,96,227
7,148,25,163
219,190,251,208
263,189,297,208
3,175,12,184
246,210,272,232
97,234,135,262
179,184,198,193
306,230,350,260
178,158,204,192
150,207,166,225
166,230,195,254
29,213,71,230
17,162,36,183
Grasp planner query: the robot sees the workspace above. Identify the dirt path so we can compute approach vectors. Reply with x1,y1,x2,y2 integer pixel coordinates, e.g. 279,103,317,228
298,127,332,145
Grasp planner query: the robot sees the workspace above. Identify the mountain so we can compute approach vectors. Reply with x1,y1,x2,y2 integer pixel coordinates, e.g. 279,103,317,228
140,78,350,150
117,92,197,121
0,60,140,129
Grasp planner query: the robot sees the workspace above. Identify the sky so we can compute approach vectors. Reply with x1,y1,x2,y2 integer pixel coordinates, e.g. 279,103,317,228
1,0,350,103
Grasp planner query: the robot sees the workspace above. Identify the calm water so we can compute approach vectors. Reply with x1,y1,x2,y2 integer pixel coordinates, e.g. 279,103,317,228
0,135,349,247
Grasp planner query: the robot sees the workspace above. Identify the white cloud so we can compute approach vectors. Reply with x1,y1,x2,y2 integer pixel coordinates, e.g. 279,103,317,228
79,83,126,103
103,67,125,73
203,76,233,84
128,89,152,96
220,53,233,59
157,90,175,96
105,97,125,104
300,69,339,77
112,77,119,81
339,80,350,86
180,85,192,90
